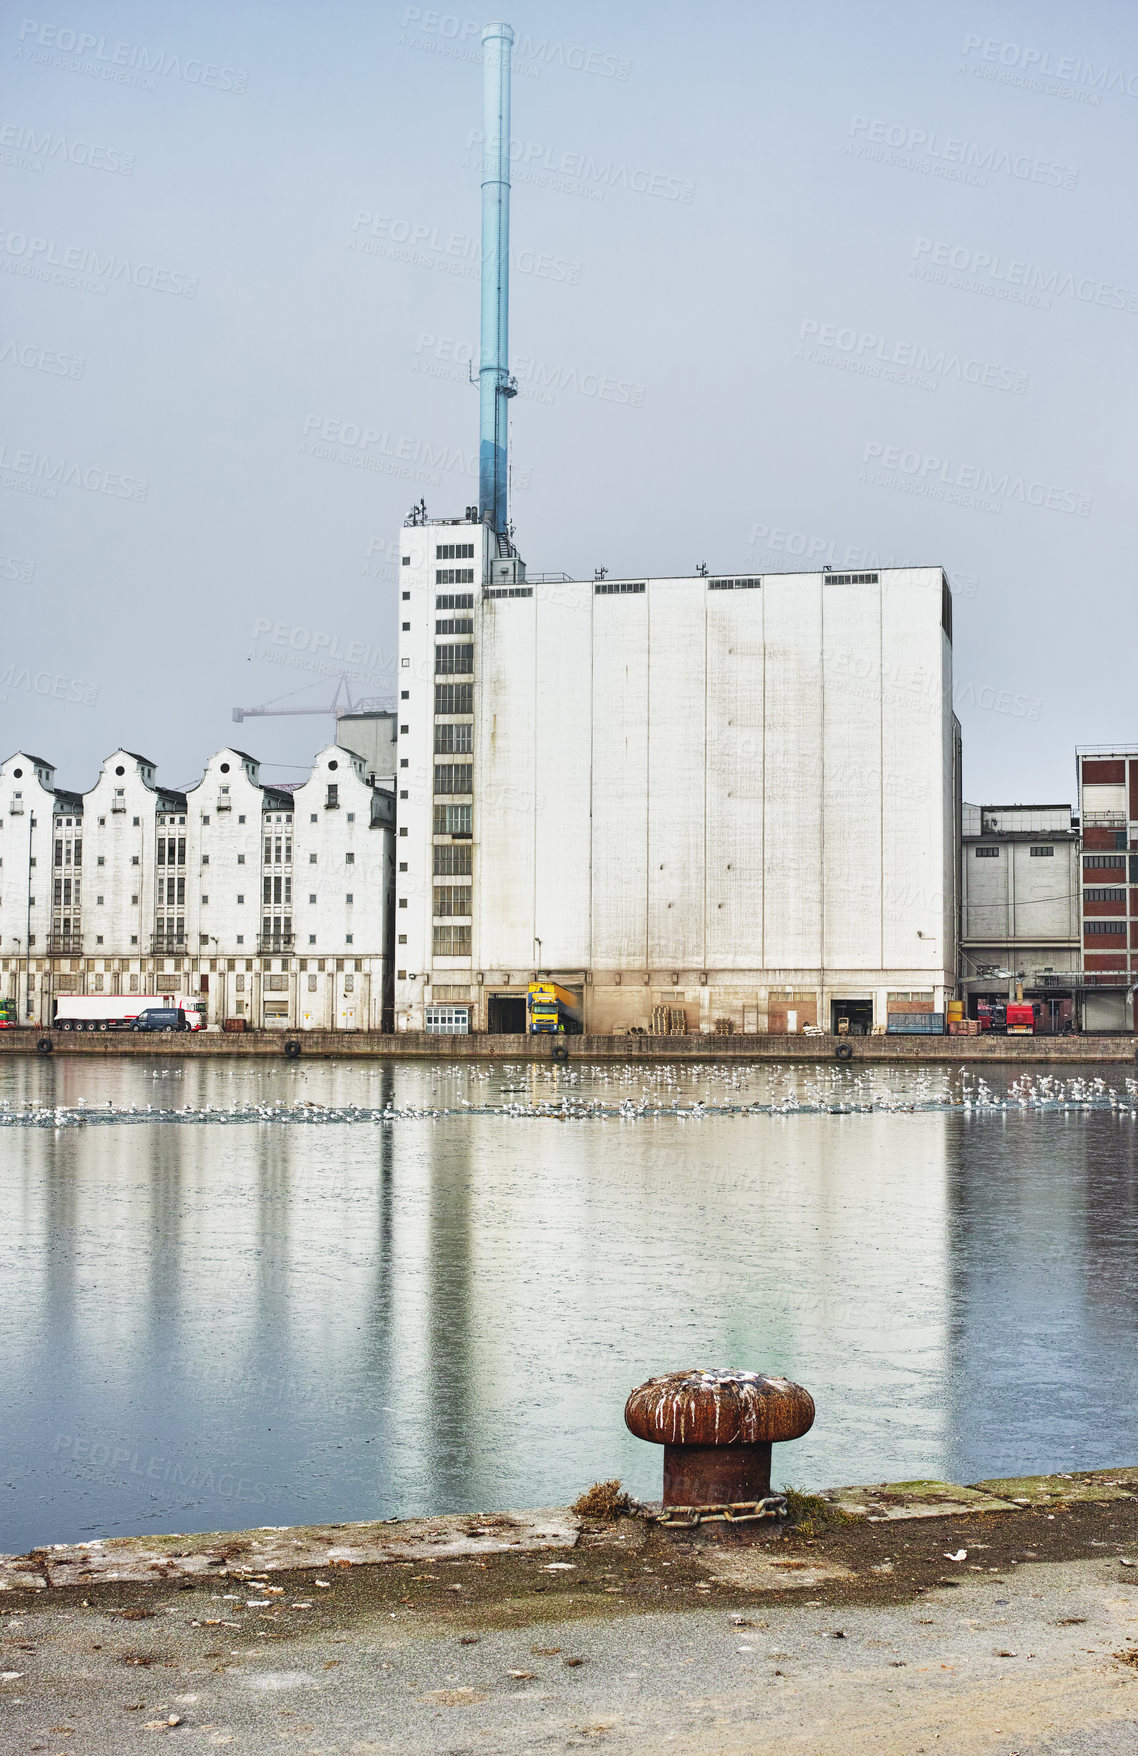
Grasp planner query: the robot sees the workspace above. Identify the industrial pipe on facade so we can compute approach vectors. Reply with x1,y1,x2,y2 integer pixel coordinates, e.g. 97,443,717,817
479,21,516,536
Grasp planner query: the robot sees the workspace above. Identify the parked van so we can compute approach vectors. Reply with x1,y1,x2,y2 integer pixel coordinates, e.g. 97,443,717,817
130,1008,189,1033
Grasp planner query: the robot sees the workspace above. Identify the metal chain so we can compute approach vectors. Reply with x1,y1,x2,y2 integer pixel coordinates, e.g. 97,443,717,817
629,1494,787,1528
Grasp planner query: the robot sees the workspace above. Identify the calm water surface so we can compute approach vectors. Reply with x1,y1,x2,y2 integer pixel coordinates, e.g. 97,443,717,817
2,1055,1138,1550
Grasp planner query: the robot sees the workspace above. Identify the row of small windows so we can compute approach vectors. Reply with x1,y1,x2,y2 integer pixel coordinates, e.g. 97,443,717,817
436,593,474,610
1085,887,1126,903
436,543,475,560
436,568,475,585
435,683,473,714
1084,854,1127,869
484,586,533,598
436,643,474,675
1085,920,1129,935
974,845,1056,857
594,581,645,595
708,577,761,591
435,723,472,754
436,617,473,636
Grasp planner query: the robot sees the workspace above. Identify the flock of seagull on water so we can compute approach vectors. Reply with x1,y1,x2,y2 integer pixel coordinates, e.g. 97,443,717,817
0,1063,1135,1127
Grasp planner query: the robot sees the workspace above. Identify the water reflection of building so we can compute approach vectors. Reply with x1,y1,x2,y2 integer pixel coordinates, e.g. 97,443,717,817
3,1067,958,1539
946,1112,1138,1483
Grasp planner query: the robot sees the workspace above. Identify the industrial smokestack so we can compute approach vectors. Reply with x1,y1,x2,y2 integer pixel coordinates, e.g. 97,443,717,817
479,21,516,536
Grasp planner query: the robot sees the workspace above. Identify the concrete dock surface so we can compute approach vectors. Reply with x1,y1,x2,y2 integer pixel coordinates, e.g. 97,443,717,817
6,1472,1138,1753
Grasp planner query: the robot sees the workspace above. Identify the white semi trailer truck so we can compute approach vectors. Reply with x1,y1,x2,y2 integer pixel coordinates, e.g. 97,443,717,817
53,995,204,1031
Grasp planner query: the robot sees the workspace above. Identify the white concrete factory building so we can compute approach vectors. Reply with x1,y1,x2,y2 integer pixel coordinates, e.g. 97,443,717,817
395,515,960,1036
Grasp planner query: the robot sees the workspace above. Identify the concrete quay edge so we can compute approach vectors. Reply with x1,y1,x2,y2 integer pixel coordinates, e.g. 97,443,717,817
0,1029,1134,1062
4,1467,1136,1591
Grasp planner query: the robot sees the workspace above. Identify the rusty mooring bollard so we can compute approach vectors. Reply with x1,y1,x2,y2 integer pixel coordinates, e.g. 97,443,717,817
624,1369,814,1509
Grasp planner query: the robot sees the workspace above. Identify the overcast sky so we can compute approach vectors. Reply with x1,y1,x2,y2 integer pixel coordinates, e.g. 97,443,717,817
3,0,1135,803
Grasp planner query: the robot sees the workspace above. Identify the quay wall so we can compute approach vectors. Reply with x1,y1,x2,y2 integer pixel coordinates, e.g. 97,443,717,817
0,1030,1134,1064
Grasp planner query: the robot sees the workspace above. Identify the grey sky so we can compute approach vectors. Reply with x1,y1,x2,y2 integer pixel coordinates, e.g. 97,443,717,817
2,0,1134,801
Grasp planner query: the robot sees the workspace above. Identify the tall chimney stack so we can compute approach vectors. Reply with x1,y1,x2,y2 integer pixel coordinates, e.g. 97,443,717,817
478,22,515,536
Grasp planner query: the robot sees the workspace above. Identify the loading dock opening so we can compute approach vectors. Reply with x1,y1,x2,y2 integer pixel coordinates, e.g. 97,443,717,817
488,994,527,1034
831,998,874,1037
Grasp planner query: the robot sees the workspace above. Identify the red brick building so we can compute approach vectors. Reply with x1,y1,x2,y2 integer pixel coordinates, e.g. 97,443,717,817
1076,748,1137,1031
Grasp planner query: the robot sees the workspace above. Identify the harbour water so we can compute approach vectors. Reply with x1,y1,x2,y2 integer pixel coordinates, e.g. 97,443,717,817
2,1056,1138,1552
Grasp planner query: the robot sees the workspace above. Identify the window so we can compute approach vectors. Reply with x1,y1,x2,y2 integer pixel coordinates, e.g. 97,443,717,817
96,894,104,905
345,934,353,944
402,591,410,601
435,843,472,874
483,586,533,598
825,571,880,586
436,617,473,635
435,722,472,753
346,894,353,904
974,846,999,858
310,813,317,823
1085,887,1126,904
1084,853,1126,869
237,854,245,864
426,1005,470,1034
238,814,246,824
401,689,409,699
436,592,474,610
309,853,317,864
436,543,475,560
435,682,473,714
398,897,407,908
434,804,472,835
435,763,472,794
402,555,411,567
131,855,139,866
308,934,316,944
345,851,354,864
201,854,209,866
433,924,471,955
325,784,338,808
398,934,407,944
344,974,354,992
434,886,472,916
201,895,209,905
132,816,140,826
237,893,244,904
436,568,475,585
1086,920,1127,935
707,577,761,590
308,892,316,903
435,643,474,675
97,855,104,866
402,622,411,632
595,580,645,594
1030,846,1055,857
202,815,209,825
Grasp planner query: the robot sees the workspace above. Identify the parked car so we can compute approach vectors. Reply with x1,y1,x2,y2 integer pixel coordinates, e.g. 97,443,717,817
130,1008,189,1033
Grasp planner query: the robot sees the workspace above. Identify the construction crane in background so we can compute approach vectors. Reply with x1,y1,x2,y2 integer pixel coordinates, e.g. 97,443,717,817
232,674,392,728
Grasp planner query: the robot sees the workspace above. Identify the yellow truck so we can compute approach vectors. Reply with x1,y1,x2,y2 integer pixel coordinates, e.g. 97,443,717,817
527,981,583,1034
